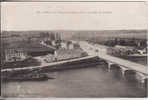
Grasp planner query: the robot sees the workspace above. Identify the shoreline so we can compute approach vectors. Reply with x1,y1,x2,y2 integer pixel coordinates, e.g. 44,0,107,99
1,55,97,72
1,56,101,81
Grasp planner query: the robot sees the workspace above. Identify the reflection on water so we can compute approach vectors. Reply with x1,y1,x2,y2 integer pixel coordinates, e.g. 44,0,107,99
2,64,147,98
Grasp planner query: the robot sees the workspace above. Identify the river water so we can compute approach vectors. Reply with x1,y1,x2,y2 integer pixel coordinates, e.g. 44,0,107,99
2,62,147,98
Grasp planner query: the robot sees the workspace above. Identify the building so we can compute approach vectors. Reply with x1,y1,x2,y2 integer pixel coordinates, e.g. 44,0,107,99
73,43,80,49
24,42,56,57
60,41,74,49
61,42,67,49
2,41,56,63
68,43,74,49
115,45,135,51
4,48,27,62
137,47,147,55
51,40,56,46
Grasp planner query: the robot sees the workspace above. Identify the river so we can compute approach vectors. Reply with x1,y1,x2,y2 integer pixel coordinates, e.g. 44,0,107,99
1,62,147,98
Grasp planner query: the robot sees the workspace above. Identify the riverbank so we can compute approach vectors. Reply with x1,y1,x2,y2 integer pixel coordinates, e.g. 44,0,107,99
2,56,101,81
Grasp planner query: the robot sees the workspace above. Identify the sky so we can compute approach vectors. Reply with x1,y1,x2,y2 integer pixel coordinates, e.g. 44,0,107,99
1,2,148,31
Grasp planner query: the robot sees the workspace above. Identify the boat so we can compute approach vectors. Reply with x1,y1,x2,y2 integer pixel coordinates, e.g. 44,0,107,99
3,73,50,81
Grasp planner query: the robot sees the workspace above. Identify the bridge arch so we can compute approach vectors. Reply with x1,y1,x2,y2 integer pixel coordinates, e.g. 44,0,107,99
109,64,121,71
105,61,121,72
97,60,148,84
107,65,138,78
135,72,148,85
103,61,121,72
98,59,108,65
119,66,131,77
105,61,137,78
121,69,139,82
124,69,136,76
106,64,135,78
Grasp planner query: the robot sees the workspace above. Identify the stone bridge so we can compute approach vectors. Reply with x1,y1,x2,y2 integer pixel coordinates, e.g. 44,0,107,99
79,41,148,84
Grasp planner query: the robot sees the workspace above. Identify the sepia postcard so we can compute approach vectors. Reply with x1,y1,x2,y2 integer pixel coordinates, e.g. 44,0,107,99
0,2,148,99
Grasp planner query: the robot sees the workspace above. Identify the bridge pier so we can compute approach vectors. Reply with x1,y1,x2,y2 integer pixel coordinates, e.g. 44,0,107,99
119,66,129,77
135,72,148,85
107,62,114,72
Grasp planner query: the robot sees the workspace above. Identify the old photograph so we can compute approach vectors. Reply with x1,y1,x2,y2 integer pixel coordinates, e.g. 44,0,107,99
1,2,148,98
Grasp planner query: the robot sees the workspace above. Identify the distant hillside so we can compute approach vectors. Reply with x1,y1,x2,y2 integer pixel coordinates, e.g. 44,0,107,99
70,30,147,40
1,29,147,40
